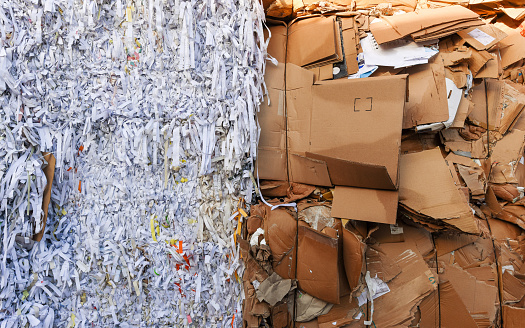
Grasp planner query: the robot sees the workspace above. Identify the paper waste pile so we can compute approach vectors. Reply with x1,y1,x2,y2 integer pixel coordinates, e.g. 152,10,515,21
0,0,267,326
240,1,525,327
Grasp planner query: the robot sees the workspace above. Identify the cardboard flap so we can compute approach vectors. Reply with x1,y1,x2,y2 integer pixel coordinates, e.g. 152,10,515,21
289,153,332,187
305,152,395,190
297,225,341,304
307,74,408,187
331,186,398,224
342,226,365,291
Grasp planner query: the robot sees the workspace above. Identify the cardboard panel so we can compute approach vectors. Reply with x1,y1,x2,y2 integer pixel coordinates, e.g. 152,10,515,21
331,186,398,224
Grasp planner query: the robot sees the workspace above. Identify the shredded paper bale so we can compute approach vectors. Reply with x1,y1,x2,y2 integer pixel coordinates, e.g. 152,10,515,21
0,0,267,326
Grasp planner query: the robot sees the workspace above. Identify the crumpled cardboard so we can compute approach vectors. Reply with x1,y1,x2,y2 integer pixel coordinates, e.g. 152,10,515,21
489,130,525,184
256,272,296,306
402,58,449,129
292,290,333,322
349,225,438,327
486,186,525,230
369,5,482,44
445,152,487,197
399,148,479,234
261,202,358,304
441,128,489,159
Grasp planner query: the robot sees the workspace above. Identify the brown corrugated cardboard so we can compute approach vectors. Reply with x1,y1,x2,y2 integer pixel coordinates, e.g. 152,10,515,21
475,50,500,78
457,24,508,51
34,152,56,242
446,152,487,196
330,186,399,224
451,96,474,128
342,224,366,292
259,62,408,223
262,203,353,305
440,263,499,325
369,6,481,44
441,128,488,159
503,305,525,328
487,80,525,134
489,130,525,184
316,296,356,328
468,49,494,76
402,59,449,129
502,270,525,303
287,16,343,69
500,30,525,69
435,232,478,256
399,148,479,233
296,225,341,304
360,237,437,326
439,281,479,328
486,186,525,229
257,61,287,182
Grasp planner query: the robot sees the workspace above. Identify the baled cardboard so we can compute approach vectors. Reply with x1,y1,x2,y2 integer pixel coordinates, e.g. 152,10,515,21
34,152,56,242
451,96,474,128
293,290,333,323
502,270,525,303
468,48,494,76
434,232,478,257
316,296,356,328
369,6,481,44
257,62,287,182
446,152,487,196
399,148,479,233
475,50,500,78
330,186,399,224
262,203,355,305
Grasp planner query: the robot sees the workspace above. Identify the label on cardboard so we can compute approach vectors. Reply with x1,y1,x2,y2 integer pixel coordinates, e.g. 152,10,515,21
467,28,495,46
390,224,403,235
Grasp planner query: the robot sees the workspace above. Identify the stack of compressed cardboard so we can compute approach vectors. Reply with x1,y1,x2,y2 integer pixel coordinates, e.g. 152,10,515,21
241,2,525,327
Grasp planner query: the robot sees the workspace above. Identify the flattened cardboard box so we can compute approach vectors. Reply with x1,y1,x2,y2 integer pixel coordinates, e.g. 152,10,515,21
259,63,407,224
258,20,408,225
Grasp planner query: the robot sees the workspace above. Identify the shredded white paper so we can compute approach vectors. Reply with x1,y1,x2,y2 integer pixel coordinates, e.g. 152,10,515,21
0,0,268,326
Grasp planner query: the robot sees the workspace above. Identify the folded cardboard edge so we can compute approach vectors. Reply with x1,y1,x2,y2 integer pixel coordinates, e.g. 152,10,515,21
34,152,56,242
